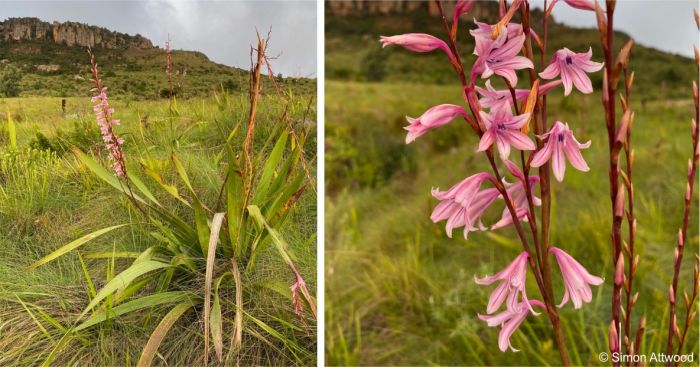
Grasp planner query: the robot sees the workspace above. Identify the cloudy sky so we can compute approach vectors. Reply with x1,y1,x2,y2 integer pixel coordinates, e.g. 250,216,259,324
0,0,696,76
0,1,317,78
533,0,698,58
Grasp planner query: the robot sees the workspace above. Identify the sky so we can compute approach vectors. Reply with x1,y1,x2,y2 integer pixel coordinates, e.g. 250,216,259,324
533,0,698,58
0,1,317,78
0,0,696,76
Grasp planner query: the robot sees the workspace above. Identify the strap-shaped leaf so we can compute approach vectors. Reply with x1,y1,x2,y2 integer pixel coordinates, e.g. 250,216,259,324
203,212,225,366
80,260,170,318
137,300,197,367
76,291,198,331
27,224,128,270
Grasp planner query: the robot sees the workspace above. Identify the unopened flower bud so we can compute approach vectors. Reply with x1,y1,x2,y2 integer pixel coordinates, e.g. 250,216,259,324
669,285,676,304
615,253,625,286
632,292,639,306
678,229,684,247
614,188,625,219
609,321,619,352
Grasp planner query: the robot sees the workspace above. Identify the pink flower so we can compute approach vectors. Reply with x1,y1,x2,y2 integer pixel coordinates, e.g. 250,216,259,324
539,47,603,95
475,252,536,314
431,172,498,238
530,121,591,182
454,0,476,21
559,0,596,11
290,269,308,315
549,247,604,309
404,104,468,143
491,160,541,229
470,23,533,86
478,106,535,159
479,300,545,352
470,21,523,57
380,33,454,61
475,80,562,110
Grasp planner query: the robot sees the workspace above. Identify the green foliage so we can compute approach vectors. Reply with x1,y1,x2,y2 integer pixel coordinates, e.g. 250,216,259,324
0,89,317,365
325,81,699,365
0,65,23,97
360,45,387,82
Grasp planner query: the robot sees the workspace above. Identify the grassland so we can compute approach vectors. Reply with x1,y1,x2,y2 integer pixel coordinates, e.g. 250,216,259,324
0,89,317,365
324,80,699,365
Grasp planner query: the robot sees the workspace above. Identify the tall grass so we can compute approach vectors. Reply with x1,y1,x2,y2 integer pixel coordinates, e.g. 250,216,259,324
325,81,698,365
0,40,317,365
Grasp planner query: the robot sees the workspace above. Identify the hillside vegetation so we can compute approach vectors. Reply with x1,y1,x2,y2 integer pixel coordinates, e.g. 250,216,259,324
0,37,315,99
325,2,693,99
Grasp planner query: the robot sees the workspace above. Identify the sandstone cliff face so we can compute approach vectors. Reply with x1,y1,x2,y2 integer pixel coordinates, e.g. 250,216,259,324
0,17,153,49
326,0,492,19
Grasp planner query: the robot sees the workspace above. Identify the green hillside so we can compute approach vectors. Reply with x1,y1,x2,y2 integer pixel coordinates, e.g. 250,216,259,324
325,2,694,99
0,36,315,99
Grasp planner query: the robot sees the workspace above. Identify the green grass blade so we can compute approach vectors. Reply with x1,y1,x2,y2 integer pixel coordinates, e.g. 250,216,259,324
27,224,128,270
7,109,16,150
74,149,145,203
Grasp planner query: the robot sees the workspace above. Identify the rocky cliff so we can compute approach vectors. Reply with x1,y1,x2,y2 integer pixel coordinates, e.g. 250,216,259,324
326,0,493,19
0,17,153,49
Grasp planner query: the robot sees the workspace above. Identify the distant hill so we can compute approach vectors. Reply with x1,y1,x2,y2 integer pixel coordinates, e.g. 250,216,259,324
0,17,315,99
326,1,696,99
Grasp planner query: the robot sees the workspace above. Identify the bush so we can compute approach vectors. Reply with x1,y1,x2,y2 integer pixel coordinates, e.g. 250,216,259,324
0,65,23,97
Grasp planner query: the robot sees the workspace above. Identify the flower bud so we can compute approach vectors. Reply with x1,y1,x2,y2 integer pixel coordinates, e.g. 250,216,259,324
614,253,625,286
614,188,625,220
632,292,639,306
669,284,676,304
609,321,619,352
678,228,685,247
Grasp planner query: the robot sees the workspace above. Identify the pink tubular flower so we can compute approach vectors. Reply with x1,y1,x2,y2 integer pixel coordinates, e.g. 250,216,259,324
431,172,498,238
554,0,596,11
88,48,127,177
404,104,468,143
380,33,454,61
491,160,541,229
475,252,536,314
549,247,604,309
539,47,603,95
470,21,533,86
475,80,562,110
530,121,591,182
478,106,534,159
479,300,545,352
454,0,476,21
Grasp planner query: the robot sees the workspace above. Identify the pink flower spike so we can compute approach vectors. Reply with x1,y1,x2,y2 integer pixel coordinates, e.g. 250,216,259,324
530,121,591,182
474,252,536,314
478,106,535,159
454,0,476,20
431,172,498,238
380,33,455,61
478,300,545,352
404,104,468,143
475,80,562,110
549,247,604,309
539,47,603,95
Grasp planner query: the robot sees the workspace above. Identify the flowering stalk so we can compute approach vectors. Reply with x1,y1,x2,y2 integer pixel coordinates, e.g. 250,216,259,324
665,12,700,361
382,1,608,364
165,35,174,111
592,2,642,363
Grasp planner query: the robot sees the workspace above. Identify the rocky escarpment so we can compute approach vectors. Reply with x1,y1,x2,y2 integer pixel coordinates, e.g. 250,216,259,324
326,0,493,19
0,17,153,49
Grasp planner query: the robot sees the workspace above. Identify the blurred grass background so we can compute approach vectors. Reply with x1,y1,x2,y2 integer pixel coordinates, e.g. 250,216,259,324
324,2,699,365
